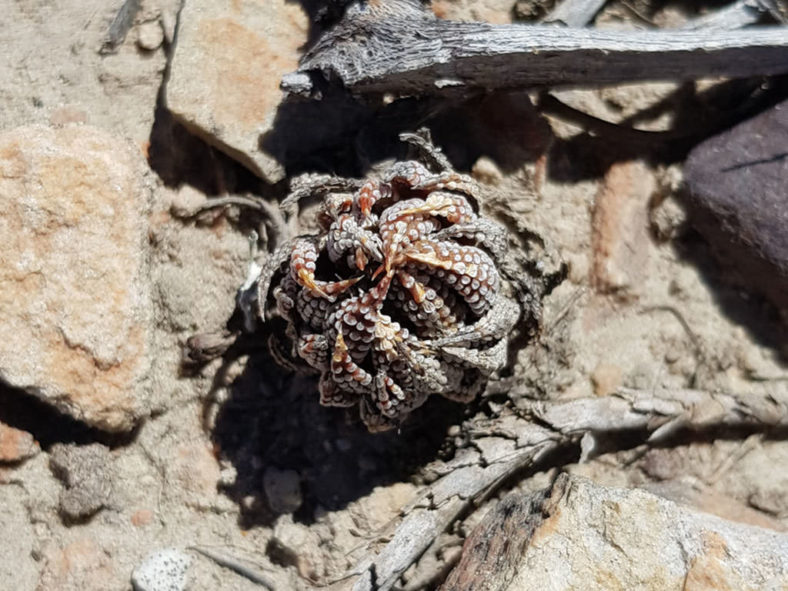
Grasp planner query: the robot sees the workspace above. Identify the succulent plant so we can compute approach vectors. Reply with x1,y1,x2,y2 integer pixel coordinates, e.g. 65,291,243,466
256,138,525,431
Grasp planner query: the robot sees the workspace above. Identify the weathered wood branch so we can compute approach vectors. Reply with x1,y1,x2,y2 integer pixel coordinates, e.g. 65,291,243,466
282,0,788,98
347,386,788,591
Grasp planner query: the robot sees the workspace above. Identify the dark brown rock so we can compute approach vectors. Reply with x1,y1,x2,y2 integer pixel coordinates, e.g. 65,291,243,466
684,100,788,314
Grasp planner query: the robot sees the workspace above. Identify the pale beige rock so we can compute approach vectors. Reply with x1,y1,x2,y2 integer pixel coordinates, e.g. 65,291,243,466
165,441,221,510
37,537,116,591
136,21,164,52
350,482,418,532
432,0,516,24
0,421,39,462
0,486,38,589
650,193,688,242
590,362,622,396
552,83,681,133
165,0,308,182
645,479,788,533
445,474,788,591
0,124,153,431
471,156,504,185
591,161,655,297
271,516,323,580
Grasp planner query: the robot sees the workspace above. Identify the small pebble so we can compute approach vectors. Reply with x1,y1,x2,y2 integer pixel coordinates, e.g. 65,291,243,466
263,467,303,514
590,363,622,397
471,156,503,185
131,548,191,591
136,21,164,51
0,422,39,463
649,194,688,242
169,185,207,218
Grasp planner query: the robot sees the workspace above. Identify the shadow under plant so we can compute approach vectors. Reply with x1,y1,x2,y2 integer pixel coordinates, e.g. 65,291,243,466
211,352,467,527
166,68,787,530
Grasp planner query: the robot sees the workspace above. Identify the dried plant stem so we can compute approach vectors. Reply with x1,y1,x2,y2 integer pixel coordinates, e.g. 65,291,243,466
283,0,788,98
348,386,788,591
190,546,276,590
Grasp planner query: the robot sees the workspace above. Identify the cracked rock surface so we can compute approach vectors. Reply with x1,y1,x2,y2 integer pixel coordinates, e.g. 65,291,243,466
0,124,154,432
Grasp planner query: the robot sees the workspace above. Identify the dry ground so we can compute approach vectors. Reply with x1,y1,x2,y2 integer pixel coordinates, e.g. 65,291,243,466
1,1,786,590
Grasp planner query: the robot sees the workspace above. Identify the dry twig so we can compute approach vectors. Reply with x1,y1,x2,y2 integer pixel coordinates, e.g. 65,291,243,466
348,386,788,591
190,546,277,590
681,0,784,31
543,0,782,29
282,0,788,98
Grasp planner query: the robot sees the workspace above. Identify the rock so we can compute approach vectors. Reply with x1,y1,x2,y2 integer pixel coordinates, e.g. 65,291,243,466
644,478,787,532
136,21,164,52
168,185,208,218
131,548,192,591
512,0,543,20
591,161,655,297
352,483,418,531
431,0,516,24
37,537,116,591
552,83,681,133
471,156,503,185
685,100,788,314
443,473,788,590
165,442,221,510
0,486,37,589
590,362,622,397
50,443,112,520
165,0,308,182
0,125,153,432
0,421,39,463
270,516,322,579
130,508,155,527
263,467,303,514
750,489,788,518
649,193,688,242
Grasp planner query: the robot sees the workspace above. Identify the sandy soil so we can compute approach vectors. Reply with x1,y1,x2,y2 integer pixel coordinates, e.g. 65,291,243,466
1,1,786,590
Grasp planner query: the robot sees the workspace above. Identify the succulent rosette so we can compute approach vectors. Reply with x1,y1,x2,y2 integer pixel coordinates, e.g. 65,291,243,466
257,154,519,431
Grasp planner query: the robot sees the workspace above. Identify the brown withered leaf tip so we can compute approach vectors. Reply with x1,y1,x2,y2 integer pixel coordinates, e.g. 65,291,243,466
256,136,529,432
